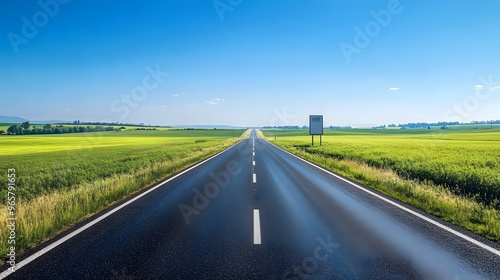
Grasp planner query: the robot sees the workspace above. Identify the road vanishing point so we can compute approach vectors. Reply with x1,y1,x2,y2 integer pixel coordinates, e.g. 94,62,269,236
2,130,500,279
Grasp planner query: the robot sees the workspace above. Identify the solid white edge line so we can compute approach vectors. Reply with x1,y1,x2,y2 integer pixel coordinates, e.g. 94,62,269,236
0,139,246,279
253,173,257,183
253,209,261,245
268,141,500,258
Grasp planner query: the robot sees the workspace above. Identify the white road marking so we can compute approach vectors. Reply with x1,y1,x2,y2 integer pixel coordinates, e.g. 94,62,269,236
253,209,261,245
253,152,255,156
253,173,257,183
270,143,500,258
253,161,255,166
0,140,246,279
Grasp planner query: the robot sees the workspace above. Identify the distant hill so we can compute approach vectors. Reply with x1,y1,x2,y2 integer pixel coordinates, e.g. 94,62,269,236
0,116,66,124
0,116,28,123
30,120,67,124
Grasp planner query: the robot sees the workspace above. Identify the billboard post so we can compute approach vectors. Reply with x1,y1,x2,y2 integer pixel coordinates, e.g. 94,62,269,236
309,115,323,146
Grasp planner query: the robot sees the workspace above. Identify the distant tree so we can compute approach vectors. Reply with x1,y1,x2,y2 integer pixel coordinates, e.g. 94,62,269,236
21,121,30,130
7,125,18,134
32,127,42,134
0,130,4,134
428,126,431,129
16,126,24,135
3,123,129,136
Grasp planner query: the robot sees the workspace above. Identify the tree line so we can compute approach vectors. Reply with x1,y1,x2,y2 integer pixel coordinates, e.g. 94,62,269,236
2,122,116,135
375,120,500,129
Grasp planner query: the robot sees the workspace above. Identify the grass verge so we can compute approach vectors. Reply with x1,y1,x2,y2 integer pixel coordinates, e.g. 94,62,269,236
0,134,244,265
260,132,500,243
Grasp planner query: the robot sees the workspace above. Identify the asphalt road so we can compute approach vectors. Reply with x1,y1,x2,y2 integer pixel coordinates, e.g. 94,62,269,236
2,130,500,279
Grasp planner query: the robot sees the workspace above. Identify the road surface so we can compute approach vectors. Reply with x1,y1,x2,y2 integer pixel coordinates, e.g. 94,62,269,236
2,130,500,279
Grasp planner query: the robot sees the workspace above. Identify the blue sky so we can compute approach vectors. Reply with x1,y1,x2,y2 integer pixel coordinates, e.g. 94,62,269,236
1,0,500,127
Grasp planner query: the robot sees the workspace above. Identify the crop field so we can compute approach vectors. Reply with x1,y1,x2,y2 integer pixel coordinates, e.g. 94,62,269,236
0,129,245,200
265,128,500,206
0,129,246,260
261,128,500,241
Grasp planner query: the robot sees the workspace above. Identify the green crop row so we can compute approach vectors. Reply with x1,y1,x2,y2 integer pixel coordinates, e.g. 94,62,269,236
263,128,500,207
261,128,500,242
0,129,247,263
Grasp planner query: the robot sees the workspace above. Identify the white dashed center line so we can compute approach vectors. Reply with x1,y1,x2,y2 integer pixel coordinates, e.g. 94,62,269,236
253,209,261,245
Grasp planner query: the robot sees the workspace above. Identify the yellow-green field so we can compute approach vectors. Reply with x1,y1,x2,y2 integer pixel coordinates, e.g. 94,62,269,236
261,128,500,242
1,129,221,155
0,129,247,262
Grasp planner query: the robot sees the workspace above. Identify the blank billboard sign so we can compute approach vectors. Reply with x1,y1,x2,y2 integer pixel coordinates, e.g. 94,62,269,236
309,115,323,135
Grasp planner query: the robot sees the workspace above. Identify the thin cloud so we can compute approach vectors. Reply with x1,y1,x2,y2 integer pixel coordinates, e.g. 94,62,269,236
170,92,186,97
473,84,500,91
387,87,401,91
205,97,225,105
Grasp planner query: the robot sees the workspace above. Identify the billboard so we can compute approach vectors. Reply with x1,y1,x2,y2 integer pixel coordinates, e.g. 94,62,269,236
309,115,323,135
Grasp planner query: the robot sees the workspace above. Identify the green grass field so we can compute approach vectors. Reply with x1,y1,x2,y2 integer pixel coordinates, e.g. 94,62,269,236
0,129,245,200
0,129,246,262
261,128,500,242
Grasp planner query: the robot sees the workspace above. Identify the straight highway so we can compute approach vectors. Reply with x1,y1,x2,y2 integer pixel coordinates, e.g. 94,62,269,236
2,130,500,279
